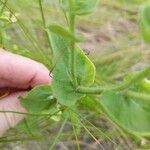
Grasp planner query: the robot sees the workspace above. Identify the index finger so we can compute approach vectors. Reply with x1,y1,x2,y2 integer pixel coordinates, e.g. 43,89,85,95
0,49,51,89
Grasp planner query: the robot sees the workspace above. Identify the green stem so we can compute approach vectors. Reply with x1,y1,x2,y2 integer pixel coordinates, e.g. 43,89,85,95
69,12,75,33
76,82,128,94
38,0,46,28
125,90,150,102
69,0,78,87
77,85,150,102
69,111,80,150
127,66,150,85
0,0,8,15
76,86,103,94
38,0,52,51
0,110,51,116
76,66,150,94
59,0,69,25
0,28,4,48
0,109,62,117
49,117,68,150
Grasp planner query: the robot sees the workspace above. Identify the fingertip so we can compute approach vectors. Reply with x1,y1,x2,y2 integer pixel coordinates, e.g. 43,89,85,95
30,64,52,87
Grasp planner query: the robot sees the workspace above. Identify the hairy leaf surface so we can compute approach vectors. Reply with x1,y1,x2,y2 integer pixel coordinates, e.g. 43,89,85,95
21,85,53,113
50,33,95,106
101,91,150,136
79,96,102,114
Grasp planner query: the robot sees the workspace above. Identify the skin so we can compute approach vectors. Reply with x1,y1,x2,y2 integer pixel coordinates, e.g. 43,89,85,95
0,49,51,136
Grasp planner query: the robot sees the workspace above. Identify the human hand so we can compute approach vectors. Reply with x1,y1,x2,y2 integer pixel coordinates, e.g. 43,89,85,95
0,49,51,136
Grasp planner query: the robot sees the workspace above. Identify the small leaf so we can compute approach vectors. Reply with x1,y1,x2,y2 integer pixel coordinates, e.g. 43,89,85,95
20,85,53,113
101,91,150,136
48,25,80,41
139,78,150,94
0,17,10,22
140,3,150,43
61,0,97,16
74,0,98,15
50,33,95,106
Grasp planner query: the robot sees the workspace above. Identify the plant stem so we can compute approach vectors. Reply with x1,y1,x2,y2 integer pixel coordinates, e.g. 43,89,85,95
69,0,78,87
59,0,69,26
38,0,52,51
38,0,46,28
80,121,103,149
0,110,51,116
70,16,77,87
77,85,150,102
76,66,150,94
49,117,68,150
125,90,150,102
0,0,8,15
69,111,80,150
76,82,128,94
0,28,4,48
127,66,150,85
76,86,103,94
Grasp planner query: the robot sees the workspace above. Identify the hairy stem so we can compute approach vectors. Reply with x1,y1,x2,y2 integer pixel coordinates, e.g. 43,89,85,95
69,0,78,87
77,85,150,103
76,82,128,94
76,66,150,94
76,86,103,94
125,90,150,102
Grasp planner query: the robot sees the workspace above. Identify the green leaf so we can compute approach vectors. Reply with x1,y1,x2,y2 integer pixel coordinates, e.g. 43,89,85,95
79,96,102,114
101,91,150,136
20,85,53,113
140,3,150,43
61,0,97,16
74,0,98,15
50,33,95,106
48,25,80,41
138,78,150,94
0,17,9,22
17,116,45,134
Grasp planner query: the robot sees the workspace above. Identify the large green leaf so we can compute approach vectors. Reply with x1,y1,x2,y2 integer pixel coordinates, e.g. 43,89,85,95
21,85,53,113
61,0,97,16
101,91,150,136
50,33,95,106
140,3,150,42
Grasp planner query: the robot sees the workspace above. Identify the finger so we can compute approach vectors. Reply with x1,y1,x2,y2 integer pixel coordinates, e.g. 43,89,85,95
0,49,51,88
0,91,26,136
